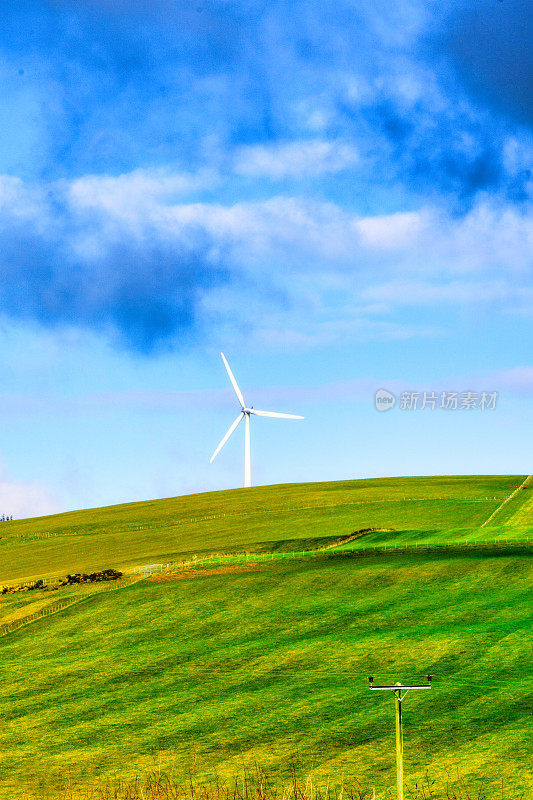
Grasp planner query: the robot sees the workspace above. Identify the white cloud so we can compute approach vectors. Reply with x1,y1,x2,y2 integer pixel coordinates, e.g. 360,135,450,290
234,139,359,179
483,366,533,395
356,210,431,250
0,175,47,222
361,280,533,311
165,195,359,268
67,364,533,414
0,469,60,519
68,167,218,214
0,168,532,350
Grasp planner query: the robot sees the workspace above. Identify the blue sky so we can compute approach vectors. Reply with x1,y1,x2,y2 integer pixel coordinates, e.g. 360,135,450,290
0,0,531,516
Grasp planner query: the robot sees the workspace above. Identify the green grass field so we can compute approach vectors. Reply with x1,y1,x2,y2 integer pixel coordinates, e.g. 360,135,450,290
0,475,530,584
0,475,531,799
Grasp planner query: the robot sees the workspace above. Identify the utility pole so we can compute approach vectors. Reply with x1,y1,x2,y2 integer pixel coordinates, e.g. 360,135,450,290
368,675,432,800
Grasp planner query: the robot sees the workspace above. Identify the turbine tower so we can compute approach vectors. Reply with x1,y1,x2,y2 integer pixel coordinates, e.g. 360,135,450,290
210,352,304,488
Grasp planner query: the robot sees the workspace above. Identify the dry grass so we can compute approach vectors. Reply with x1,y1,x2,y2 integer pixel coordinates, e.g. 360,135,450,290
16,767,526,800
148,565,257,582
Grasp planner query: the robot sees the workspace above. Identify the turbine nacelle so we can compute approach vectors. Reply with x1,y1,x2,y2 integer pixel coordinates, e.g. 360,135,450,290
210,352,304,487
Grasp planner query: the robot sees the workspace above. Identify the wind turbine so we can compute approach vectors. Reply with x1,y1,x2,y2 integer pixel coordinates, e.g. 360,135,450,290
210,352,304,488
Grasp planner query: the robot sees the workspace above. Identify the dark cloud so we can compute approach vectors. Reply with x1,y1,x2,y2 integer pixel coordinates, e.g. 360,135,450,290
0,212,227,353
360,98,506,202
1,0,530,206
0,0,530,355
443,0,533,126
0,0,275,177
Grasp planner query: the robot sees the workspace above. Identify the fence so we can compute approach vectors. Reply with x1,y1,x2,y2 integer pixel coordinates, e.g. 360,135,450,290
128,538,532,578
132,564,169,575
0,575,142,638
2,540,529,638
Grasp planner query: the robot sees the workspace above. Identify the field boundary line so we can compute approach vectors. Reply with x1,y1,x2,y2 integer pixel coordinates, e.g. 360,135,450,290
480,475,533,528
134,537,532,577
505,482,533,526
0,575,143,639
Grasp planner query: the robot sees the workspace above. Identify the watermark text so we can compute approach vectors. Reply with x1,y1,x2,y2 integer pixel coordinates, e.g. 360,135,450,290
375,390,498,412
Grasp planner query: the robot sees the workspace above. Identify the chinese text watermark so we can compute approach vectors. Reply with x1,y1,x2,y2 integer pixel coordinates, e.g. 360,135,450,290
375,389,498,412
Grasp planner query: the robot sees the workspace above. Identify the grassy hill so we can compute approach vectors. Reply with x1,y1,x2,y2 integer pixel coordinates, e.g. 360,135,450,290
0,475,531,799
0,475,530,584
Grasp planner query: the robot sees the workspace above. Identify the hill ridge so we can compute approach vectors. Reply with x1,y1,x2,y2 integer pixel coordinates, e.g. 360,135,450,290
0,475,530,584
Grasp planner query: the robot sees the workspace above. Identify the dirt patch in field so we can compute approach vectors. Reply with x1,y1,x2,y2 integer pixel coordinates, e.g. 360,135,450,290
148,564,258,582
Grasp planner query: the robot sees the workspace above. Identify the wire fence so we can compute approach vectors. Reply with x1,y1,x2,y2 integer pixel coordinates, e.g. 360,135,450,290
128,538,532,577
1,539,530,638
0,575,142,638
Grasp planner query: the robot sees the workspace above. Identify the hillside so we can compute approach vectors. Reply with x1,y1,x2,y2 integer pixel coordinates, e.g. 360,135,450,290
0,476,531,799
0,475,530,584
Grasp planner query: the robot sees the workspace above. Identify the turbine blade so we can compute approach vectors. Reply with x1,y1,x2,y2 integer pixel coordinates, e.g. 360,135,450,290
221,352,245,408
210,412,244,462
249,409,304,419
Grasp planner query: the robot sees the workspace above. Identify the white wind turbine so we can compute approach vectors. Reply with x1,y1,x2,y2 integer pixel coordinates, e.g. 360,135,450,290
210,352,304,488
